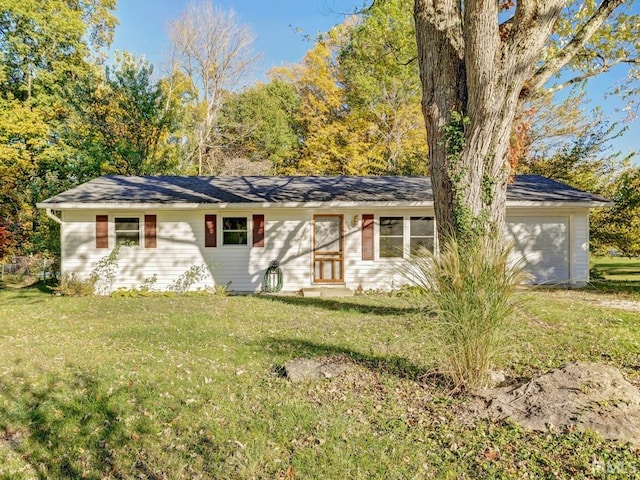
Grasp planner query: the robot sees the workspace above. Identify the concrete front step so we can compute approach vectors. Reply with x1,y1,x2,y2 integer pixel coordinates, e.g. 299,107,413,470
302,287,354,298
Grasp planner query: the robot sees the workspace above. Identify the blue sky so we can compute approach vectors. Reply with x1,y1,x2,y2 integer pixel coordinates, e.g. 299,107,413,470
111,0,366,78
111,0,638,158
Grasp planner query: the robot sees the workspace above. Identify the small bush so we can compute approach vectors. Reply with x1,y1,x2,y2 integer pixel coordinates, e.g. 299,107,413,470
408,236,530,389
169,265,209,293
55,273,95,296
213,281,232,296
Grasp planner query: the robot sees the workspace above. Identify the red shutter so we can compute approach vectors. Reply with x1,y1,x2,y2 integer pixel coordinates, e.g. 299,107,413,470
96,215,108,249
205,214,217,247
253,214,265,247
145,215,157,248
362,214,374,260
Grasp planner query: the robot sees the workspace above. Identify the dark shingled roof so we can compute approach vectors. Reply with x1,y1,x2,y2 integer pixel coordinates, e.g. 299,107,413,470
38,175,610,206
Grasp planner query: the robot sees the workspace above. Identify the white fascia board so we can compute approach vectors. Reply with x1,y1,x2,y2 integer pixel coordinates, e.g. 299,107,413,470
505,200,613,208
37,199,611,210
36,200,435,210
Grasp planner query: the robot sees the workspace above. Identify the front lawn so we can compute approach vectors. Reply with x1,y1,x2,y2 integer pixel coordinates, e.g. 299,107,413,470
592,256,640,282
0,286,639,479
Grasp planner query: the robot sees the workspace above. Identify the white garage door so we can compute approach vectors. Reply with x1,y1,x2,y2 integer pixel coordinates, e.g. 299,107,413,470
505,216,570,284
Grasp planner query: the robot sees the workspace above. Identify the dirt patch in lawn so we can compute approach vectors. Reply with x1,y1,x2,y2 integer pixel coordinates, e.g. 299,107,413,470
466,362,640,446
284,355,640,448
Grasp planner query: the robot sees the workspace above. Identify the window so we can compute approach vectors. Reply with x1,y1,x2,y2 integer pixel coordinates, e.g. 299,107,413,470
410,217,435,255
115,217,140,246
222,217,248,245
379,217,403,257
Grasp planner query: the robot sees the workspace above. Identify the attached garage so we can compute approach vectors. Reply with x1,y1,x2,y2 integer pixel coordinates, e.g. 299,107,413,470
506,216,570,284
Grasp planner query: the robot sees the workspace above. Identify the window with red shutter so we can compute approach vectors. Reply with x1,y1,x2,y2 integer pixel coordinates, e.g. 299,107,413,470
362,214,374,260
96,215,108,249
252,214,264,247
145,215,157,248
205,215,217,247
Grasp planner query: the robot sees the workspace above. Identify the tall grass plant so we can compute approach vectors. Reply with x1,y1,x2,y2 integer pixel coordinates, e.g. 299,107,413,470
409,236,530,389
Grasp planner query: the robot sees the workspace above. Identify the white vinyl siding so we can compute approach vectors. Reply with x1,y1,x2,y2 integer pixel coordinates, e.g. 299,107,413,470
571,212,590,284
59,207,592,294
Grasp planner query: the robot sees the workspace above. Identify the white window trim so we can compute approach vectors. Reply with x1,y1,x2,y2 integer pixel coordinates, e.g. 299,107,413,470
376,215,437,260
113,215,142,247
221,216,249,247
409,216,436,257
378,216,404,259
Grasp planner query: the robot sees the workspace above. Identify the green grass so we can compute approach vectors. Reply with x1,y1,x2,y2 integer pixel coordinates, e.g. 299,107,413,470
592,256,640,282
0,285,639,479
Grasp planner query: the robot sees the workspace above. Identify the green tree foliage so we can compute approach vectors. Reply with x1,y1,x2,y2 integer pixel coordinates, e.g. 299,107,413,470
71,52,186,177
517,119,640,256
0,0,117,256
219,80,299,173
0,0,116,101
592,168,640,256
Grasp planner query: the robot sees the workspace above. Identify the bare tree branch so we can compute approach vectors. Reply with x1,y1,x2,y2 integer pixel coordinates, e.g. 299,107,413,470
546,57,640,94
528,0,627,94
168,1,260,174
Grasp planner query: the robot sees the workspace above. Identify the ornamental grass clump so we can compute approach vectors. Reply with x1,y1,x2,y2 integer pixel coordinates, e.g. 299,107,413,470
411,236,530,389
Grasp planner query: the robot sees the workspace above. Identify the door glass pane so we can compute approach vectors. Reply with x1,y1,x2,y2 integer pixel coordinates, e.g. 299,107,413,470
315,216,341,252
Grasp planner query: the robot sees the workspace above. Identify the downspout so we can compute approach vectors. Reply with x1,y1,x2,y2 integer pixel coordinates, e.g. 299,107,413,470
46,208,62,224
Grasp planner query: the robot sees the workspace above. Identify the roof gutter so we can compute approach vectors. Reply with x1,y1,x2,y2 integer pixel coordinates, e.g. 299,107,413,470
36,200,613,210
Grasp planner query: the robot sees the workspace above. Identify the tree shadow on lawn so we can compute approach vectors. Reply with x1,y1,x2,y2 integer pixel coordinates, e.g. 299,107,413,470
257,294,425,317
586,280,640,296
261,336,440,384
0,281,55,306
0,369,156,479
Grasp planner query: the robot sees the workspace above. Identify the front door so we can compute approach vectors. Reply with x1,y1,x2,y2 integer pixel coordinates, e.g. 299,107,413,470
313,215,344,283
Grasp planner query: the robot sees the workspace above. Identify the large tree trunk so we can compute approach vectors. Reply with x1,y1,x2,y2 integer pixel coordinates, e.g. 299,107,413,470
414,0,565,243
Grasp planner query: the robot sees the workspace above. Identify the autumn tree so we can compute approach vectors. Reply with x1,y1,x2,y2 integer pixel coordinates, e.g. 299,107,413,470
70,52,186,177
339,0,428,174
413,0,639,243
273,26,384,175
168,1,259,174
0,0,117,255
273,9,428,176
